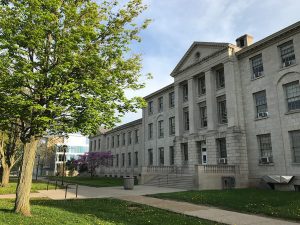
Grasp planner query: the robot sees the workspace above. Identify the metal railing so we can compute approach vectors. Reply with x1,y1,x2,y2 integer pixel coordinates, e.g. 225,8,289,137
65,183,79,199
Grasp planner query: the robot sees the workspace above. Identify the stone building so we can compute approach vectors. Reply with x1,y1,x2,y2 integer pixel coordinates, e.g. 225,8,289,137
89,21,300,191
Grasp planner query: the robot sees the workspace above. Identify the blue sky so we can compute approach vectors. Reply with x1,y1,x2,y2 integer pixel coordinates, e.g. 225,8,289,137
119,0,300,125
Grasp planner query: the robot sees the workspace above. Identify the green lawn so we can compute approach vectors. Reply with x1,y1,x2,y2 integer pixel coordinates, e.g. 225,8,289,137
149,189,300,221
49,176,124,187
0,180,58,195
0,198,222,225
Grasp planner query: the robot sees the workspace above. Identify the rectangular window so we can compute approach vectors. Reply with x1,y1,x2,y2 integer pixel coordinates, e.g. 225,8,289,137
121,153,125,167
135,129,139,143
182,143,188,162
169,92,175,108
254,91,268,118
128,132,132,145
183,107,189,131
148,123,153,139
169,146,175,165
198,75,206,95
148,101,153,115
217,95,227,124
89,141,92,151
148,149,153,166
122,133,125,146
116,154,119,167
279,40,296,67
257,134,273,163
134,152,138,166
158,120,164,138
128,152,131,166
159,147,164,165
216,68,225,89
217,138,227,160
290,130,300,163
285,81,300,111
94,140,96,151
117,135,120,147
107,137,109,149
199,101,207,128
158,96,163,112
251,54,264,79
111,136,114,148
182,83,188,102
169,117,175,135
98,139,101,150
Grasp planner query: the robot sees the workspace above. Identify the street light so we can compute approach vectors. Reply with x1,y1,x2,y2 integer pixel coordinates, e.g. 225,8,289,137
61,145,68,186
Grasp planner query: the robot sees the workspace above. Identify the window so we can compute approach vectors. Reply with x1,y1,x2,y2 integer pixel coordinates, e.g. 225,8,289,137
199,101,207,128
98,139,101,150
148,101,153,115
158,120,164,138
251,54,264,79
148,149,153,166
134,152,138,166
159,147,164,165
216,68,225,89
58,154,66,162
182,143,188,162
122,133,125,146
117,135,120,147
148,123,153,139
169,117,175,135
89,141,92,151
198,75,206,95
217,138,227,159
158,97,163,112
217,95,227,124
111,136,114,148
169,92,175,108
107,137,109,149
257,134,273,163
182,83,188,102
128,152,131,166
285,81,300,111
183,107,189,131
121,153,125,167
169,146,175,165
116,154,119,167
135,129,139,143
290,130,300,163
254,91,268,118
279,40,296,67
94,140,96,151
128,132,132,145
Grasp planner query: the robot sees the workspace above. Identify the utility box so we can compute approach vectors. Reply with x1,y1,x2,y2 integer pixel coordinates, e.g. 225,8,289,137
222,176,235,189
124,176,134,190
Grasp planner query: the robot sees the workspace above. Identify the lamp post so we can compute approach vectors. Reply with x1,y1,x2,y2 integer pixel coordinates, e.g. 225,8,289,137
61,145,68,186
35,154,40,181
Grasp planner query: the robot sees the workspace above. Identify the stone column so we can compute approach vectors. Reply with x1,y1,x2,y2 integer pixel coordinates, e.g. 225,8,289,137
188,78,196,134
205,69,217,131
174,84,182,136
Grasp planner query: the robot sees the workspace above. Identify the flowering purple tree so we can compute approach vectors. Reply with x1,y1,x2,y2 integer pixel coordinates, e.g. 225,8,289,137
75,151,113,177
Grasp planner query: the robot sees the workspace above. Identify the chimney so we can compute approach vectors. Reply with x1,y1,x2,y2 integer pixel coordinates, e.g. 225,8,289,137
236,34,253,48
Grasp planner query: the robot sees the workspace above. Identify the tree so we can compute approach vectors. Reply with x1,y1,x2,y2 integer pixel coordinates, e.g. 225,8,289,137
0,0,149,215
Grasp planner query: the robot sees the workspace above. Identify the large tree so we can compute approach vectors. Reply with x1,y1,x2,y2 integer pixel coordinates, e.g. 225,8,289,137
0,0,149,216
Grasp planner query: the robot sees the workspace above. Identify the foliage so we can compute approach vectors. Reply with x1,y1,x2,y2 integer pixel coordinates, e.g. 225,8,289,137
0,198,221,225
150,188,300,221
75,151,113,176
49,176,123,187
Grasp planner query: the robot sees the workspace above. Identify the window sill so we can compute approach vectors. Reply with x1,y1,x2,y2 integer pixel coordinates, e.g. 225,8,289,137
291,163,300,166
279,62,298,71
198,93,206,98
258,163,274,166
285,109,300,115
255,116,269,121
251,74,265,81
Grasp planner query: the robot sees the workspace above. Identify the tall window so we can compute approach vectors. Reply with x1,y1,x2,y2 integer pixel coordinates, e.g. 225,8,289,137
257,134,273,163
148,149,153,166
285,81,300,111
134,152,138,166
158,120,164,138
182,143,188,162
121,153,125,167
182,83,188,102
111,136,114,148
94,140,96,151
128,152,131,166
198,75,206,95
217,95,227,124
116,154,119,167
135,129,139,143
169,92,175,108
169,117,175,135
217,138,227,160
290,130,300,163
279,40,296,67
148,123,153,139
148,101,153,115
128,131,132,145
122,133,125,146
199,101,207,128
251,54,264,79
169,146,175,165
106,137,109,149
98,139,101,150
159,147,164,165
158,96,163,112
183,107,189,131
216,68,225,89
254,91,268,118
117,135,120,147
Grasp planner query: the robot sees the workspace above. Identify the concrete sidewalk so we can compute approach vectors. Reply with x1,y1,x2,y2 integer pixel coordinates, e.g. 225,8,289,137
116,195,299,225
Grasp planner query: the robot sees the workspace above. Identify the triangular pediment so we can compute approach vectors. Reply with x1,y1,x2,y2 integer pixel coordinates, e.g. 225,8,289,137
171,42,230,76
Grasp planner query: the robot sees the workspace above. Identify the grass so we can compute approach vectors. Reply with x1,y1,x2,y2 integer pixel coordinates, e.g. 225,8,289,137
49,176,124,187
0,180,58,195
149,188,300,221
0,198,222,225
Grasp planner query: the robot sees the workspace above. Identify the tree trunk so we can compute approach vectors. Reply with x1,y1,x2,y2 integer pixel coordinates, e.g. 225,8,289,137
1,166,10,187
14,137,39,216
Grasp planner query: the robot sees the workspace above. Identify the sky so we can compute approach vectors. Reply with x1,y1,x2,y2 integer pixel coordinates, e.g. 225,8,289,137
118,0,300,125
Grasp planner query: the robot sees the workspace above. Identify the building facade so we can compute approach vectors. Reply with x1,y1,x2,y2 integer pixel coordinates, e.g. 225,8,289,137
90,22,300,190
